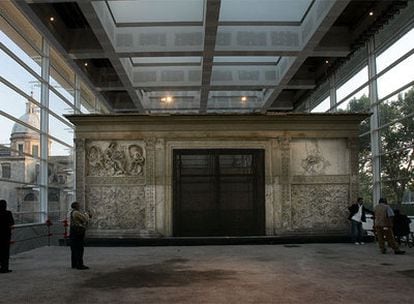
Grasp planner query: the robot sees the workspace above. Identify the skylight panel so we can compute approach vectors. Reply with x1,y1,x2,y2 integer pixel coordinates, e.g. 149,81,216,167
219,0,313,23
107,0,204,23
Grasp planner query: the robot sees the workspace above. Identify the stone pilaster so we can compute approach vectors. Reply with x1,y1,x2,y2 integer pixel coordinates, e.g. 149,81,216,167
348,137,359,204
144,137,157,232
278,136,291,230
75,138,86,208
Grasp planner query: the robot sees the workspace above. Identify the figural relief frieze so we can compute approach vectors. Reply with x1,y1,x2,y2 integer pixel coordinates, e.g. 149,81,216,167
291,184,348,230
86,141,145,178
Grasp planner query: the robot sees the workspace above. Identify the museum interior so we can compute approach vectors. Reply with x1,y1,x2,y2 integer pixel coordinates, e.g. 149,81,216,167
0,0,413,250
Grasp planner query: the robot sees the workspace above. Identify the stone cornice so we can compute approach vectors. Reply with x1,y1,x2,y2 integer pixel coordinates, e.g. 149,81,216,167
66,113,370,133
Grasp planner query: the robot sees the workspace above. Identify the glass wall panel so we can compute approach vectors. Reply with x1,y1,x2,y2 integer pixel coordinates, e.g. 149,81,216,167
50,67,75,104
380,149,413,179
0,114,40,158
0,1,43,51
0,48,41,101
80,104,90,114
311,96,329,112
48,115,73,147
14,188,42,224
358,132,372,207
49,90,74,117
377,54,414,99
48,155,74,222
0,82,39,123
0,25,41,76
50,48,75,87
80,81,96,113
336,67,368,102
379,116,414,153
0,1,107,225
0,139,42,223
0,114,15,148
376,28,414,73
379,87,414,126
49,137,73,158
336,87,369,112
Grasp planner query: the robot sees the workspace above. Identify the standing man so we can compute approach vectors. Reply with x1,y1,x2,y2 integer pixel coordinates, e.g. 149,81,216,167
69,202,91,270
348,197,371,244
0,199,14,273
373,198,405,254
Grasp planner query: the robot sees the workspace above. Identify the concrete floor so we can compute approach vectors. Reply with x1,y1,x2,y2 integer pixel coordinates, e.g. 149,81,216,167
1,243,413,304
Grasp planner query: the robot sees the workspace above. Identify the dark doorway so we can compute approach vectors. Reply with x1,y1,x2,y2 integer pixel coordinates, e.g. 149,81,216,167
173,149,265,237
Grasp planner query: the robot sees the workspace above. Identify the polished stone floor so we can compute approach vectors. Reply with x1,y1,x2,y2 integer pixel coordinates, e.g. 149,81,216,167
1,243,413,304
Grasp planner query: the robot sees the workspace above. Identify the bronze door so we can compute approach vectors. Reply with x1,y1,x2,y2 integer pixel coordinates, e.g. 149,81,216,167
173,149,265,237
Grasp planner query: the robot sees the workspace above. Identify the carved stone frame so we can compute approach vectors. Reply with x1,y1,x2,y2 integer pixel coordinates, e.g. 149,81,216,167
163,140,274,236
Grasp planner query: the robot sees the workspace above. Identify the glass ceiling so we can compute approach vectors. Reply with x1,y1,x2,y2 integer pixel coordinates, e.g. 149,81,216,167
131,57,202,65
219,0,313,23
214,56,280,64
91,0,332,113
107,0,204,24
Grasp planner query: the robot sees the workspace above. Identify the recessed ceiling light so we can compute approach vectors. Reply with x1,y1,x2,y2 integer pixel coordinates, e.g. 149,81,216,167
325,60,329,64
84,62,88,67
369,11,374,16
161,96,173,103
49,17,55,22
241,96,247,102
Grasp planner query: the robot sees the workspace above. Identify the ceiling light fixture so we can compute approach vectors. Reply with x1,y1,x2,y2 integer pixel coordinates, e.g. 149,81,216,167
49,17,55,22
369,11,374,16
161,96,173,103
84,62,88,67
241,96,247,102
325,60,329,64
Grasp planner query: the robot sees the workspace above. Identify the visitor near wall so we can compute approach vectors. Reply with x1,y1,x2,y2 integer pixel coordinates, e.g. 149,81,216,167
373,198,405,255
0,199,14,273
69,201,92,270
348,197,372,245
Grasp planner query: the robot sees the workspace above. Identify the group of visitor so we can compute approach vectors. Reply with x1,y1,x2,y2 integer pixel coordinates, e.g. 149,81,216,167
348,197,411,254
0,200,91,273
0,196,411,274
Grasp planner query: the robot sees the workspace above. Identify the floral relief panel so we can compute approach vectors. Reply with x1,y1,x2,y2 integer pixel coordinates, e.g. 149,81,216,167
86,185,146,230
291,184,349,230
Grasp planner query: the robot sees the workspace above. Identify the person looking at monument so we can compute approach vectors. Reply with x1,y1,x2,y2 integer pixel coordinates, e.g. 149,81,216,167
0,199,15,273
348,197,372,244
69,202,92,270
373,198,405,254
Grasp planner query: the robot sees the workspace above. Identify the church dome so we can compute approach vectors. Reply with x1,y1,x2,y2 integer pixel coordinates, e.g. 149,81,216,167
11,102,40,136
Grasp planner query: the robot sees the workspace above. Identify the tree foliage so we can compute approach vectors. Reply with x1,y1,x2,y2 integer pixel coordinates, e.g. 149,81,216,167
345,87,414,208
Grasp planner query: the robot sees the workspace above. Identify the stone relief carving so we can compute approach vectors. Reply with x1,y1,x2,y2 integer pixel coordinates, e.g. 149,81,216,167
86,141,145,177
291,184,348,230
300,141,331,175
86,186,146,230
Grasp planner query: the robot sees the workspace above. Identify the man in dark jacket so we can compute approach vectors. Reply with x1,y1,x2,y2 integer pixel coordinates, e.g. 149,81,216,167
348,197,371,244
0,199,15,273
